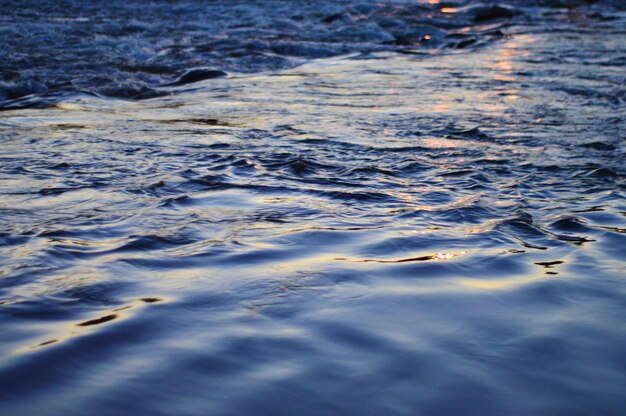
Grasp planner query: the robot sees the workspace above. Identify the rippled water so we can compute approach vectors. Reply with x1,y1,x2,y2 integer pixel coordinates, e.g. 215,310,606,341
1,1,626,415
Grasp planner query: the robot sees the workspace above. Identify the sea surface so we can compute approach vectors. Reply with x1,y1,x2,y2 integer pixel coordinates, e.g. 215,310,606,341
1,1,625,415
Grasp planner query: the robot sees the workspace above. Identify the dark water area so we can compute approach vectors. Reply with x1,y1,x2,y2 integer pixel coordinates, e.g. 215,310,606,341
2,0,625,108
1,0,626,415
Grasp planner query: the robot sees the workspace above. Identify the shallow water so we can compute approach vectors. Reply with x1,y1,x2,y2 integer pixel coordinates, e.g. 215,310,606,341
1,1,626,415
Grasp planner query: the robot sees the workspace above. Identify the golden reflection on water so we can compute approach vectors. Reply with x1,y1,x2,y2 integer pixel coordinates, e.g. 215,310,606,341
493,44,517,84
419,137,459,148
379,270,564,297
459,273,557,291
14,297,166,357
431,102,451,113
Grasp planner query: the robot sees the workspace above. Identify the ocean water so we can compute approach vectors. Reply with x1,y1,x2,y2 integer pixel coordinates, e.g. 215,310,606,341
1,1,625,415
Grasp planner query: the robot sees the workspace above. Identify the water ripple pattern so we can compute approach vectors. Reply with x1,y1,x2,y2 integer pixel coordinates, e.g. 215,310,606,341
0,1,625,415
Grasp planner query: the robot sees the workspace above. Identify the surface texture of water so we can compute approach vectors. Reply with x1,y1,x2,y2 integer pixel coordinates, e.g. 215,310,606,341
1,1,625,415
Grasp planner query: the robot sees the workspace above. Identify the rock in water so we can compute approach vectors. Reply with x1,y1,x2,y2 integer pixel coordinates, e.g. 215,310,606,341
470,5,519,22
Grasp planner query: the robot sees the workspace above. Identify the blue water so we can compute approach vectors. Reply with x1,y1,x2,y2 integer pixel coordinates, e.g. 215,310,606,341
1,1,625,415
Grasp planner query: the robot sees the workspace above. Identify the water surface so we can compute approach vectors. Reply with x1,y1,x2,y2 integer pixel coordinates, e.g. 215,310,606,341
1,1,625,415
